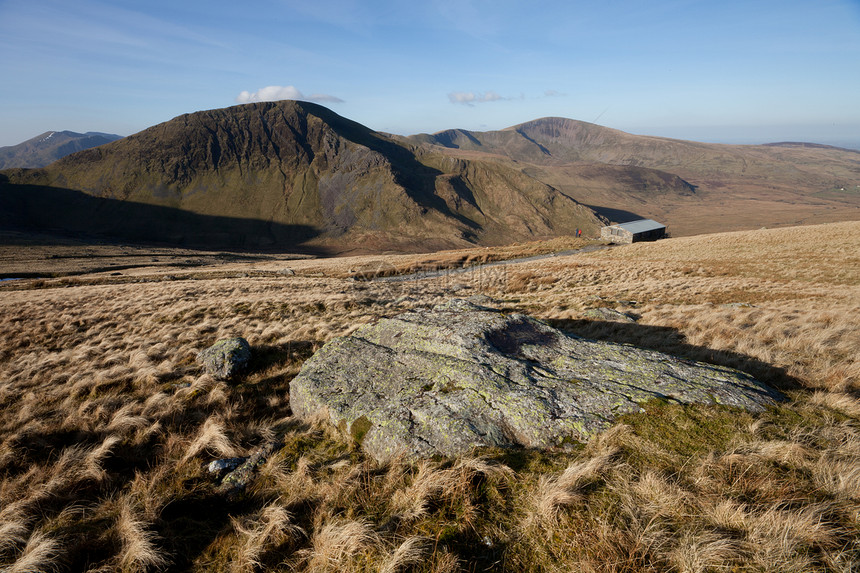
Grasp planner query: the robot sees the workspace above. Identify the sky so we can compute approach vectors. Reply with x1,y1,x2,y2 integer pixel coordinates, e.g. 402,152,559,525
1,0,859,148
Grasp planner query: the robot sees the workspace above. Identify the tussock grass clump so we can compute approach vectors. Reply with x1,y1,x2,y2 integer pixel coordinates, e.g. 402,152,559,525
0,221,858,570
116,502,170,572
230,503,304,573
5,529,63,573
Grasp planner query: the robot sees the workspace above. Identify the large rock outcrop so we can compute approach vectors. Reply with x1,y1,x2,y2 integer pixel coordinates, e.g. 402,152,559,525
289,300,782,461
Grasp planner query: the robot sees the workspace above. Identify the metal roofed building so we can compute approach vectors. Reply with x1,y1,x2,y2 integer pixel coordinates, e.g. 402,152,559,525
600,219,666,244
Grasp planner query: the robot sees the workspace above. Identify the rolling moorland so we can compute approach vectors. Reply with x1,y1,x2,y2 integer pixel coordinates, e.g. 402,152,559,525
0,220,858,572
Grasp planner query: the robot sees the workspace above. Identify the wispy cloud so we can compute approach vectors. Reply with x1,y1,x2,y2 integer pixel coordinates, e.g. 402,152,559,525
235,86,344,104
306,93,346,103
448,91,505,106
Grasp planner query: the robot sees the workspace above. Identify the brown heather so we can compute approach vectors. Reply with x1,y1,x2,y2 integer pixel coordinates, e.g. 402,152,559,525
0,220,858,571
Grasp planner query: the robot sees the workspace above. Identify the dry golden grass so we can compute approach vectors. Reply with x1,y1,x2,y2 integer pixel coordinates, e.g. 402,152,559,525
0,220,857,571
230,503,304,573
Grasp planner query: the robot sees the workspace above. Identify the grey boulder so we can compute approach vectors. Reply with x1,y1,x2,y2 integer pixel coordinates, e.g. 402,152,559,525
289,300,782,461
583,307,638,323
197,337,252,380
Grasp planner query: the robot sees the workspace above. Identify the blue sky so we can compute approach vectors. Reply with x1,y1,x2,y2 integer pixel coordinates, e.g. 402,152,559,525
1,0,859,147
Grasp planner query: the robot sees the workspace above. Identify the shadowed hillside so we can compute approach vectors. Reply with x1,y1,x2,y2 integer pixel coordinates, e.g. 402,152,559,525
5,106,856,249
0,178,320,252
1,102,603,253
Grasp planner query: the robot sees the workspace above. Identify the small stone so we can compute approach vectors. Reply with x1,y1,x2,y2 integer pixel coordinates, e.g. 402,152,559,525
207,457,248,475
197,337,252,380
277,268,296,276
466,294,498,307
216,442,281,499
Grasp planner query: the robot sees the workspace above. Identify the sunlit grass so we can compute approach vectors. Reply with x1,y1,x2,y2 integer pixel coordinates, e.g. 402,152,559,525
0,221,858,571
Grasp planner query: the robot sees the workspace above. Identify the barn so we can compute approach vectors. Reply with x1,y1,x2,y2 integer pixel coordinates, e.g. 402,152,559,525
600,219,666,244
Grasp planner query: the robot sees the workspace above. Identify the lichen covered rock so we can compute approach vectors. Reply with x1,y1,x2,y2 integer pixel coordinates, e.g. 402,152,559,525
197,337,251,380
583,307,638,323
289,300,782,461
207,457,247,476
215,442,281,499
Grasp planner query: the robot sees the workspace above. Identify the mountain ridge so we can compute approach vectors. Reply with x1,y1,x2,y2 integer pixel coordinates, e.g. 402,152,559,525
0,130,123,169
407,116,860,235
1,101,603,252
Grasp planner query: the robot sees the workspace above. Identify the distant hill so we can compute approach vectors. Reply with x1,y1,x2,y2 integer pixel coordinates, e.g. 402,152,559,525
407,118,860,235
0,131,123,169
0,102,603,252
763,141,859,153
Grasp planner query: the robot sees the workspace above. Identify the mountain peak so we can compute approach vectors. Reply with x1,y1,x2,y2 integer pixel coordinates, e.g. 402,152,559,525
0,130,123,169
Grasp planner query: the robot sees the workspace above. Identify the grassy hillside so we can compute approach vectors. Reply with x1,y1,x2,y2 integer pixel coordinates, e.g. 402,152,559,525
409,118,860,236
0,221,857,571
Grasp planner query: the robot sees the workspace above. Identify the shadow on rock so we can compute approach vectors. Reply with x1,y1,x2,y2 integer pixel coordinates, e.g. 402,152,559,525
246,341,319,378
543,318,803,392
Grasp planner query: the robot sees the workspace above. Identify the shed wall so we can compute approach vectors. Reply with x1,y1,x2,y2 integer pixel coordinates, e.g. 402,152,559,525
601,226,634,244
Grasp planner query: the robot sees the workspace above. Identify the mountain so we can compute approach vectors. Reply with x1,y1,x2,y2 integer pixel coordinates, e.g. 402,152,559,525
408,118,860,236
0,102,603,252
0,131,123,169
4,106,856,251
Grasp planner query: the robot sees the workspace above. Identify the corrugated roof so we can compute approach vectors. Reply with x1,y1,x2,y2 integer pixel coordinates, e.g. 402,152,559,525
611,219,665,234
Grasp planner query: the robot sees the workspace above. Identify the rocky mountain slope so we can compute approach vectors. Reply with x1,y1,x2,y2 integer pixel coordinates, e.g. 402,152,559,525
0,131,123,169
0,102,602,252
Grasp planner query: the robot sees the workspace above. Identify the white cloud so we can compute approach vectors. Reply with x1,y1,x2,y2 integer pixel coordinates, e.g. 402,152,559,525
448,91,504,106
448,89,567,106
235,85,344,104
